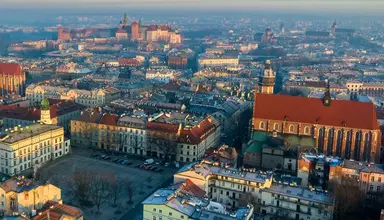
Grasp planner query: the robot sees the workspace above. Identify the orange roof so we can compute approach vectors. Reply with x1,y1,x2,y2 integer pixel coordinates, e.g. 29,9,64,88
0,63,22,75
33,201,82,220
254,93,379,130
147,121,179,133
99,114,119,126
180,179,206,197
148,24,158,31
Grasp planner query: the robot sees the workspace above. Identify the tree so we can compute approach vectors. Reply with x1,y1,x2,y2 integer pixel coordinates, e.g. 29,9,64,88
329,177,364,220
79,122,97,149
238,193,261,213
147,131,177,161
67,170,93,204
126,179,135,204
90,174,111,214
108,175,124,207
274,209,291,220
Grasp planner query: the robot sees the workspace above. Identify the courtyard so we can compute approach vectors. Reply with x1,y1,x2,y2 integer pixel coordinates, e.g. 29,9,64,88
39,148,176,220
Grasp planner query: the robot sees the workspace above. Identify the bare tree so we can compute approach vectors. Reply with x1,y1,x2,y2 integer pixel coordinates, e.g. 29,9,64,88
67,170,93,204
126,179,135,204
108,175,124,207
238,193,261,213
148,131,177,162
90,173,111,214
329,177,364,220
274,209,291,219
118,132,128,153
79,122,97,149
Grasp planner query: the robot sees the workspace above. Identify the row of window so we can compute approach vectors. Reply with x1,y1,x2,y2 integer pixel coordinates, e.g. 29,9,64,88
152,208,184,219
259,122,311,134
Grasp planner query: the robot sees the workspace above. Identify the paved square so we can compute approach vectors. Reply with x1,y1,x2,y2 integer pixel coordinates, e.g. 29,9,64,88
40,149,176,220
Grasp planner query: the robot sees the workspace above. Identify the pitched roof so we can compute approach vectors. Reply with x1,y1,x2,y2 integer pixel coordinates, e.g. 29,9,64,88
33,200,83,220
99,114,119,126
0,63,22,75
254,93,379,130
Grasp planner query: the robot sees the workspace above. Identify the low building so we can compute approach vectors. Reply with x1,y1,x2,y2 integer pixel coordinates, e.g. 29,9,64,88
0,178,62,216
260,184,334,220
143,180,254,220
145,69,178,83
32,200,83,220
0,124,69,176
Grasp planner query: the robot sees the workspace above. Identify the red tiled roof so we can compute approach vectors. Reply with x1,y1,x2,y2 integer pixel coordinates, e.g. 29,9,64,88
99,114,119,126
33,201,82,220
180,179,206,197
147,121,179,133
179,118,216,144
254,93,379,130
160,25,170,31
0,63,22,76
118,58,140,66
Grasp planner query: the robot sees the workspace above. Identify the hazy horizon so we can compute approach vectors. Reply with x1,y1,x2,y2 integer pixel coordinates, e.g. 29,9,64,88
2,0,384,14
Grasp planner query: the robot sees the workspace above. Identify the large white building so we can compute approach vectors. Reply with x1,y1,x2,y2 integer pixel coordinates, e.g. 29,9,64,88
145,69,178,83
26,84,120,107
197,53,239,70
0,124,69,176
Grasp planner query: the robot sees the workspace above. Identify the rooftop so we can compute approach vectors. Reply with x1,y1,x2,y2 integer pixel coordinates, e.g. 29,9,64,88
254,93,379,130
0,124,62,144
263,184,334,205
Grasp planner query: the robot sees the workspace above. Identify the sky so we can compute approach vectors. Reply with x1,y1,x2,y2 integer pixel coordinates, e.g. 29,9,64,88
1,0,383,13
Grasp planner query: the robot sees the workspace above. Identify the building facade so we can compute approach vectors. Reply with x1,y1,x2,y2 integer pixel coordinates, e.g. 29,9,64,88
0,124,69,176
253,93,381,163
0,178,62,216
26,84,120,108
0,63,26,96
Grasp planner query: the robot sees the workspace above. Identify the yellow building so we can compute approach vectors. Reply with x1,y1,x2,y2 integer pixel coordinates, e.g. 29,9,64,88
197,53,239,70
0,124,69,176
0,178,62,216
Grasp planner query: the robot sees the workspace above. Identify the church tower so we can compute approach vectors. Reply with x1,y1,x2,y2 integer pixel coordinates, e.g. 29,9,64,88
258,60,275,94
323,80,332,106
331,20,337,35
40,98,56,125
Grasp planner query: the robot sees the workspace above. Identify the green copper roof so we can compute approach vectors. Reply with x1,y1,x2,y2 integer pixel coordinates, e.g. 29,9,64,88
41,98,50,110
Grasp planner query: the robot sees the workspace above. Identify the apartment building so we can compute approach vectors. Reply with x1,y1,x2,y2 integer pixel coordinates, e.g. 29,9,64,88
174,161,273,208
143,180,254,220
260,184,334,220
0,124,69,176
197,53,239,70
25,84,120,107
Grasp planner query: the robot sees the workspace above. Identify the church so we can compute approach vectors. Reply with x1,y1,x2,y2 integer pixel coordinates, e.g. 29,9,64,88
247,60,381,164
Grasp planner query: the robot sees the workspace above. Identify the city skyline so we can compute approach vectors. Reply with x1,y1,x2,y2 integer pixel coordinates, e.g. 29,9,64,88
2,0,384,13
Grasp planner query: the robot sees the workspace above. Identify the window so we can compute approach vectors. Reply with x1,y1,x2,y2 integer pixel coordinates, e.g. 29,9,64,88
289,125,294,132
371,176,375,182
259,122,265,129
153,208,156,212
169,212,172,216
377,186,381,192
273,123,279,131
181,216,184,219
379,177,382,183
153,217,156,220
369,185,373,191
159,210,162,213
304,127,309,134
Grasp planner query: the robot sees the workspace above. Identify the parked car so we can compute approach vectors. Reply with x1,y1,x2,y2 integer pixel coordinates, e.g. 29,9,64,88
104,156,111,160
100,155,107,159
144,165,152,170
134,164,141,168
164,162,170,167
92,154,99,158
144,159,154,165
150,166,158,171
125,161,133,165
112,158,119,163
